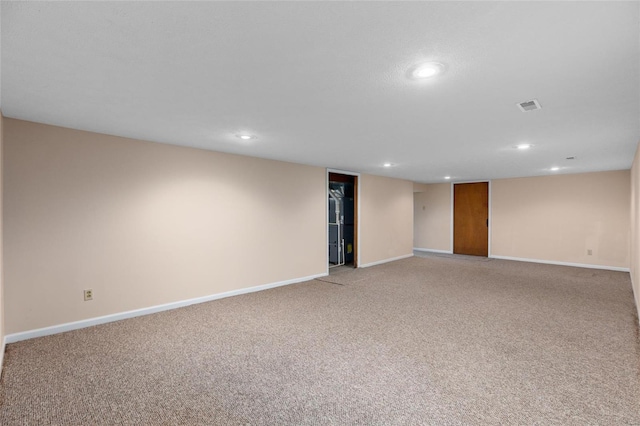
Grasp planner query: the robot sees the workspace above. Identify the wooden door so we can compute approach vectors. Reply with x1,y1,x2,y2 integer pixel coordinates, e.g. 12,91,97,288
454,182,488,256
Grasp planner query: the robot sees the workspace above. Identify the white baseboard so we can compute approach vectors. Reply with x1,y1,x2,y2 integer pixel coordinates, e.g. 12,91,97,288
0,336,5,375
489,255,630,272
5,272,327,344
630,274,640,328
413,248,454,254
359,253,413,268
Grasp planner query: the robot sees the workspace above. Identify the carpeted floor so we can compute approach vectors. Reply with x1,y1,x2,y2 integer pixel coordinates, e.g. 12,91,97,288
1,255,639,425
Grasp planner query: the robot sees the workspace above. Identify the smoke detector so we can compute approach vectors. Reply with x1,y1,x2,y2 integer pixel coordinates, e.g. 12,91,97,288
517,99,542,112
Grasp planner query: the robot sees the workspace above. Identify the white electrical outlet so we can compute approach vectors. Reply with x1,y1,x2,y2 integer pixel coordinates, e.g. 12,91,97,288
587,249,593,256
84,289,93,301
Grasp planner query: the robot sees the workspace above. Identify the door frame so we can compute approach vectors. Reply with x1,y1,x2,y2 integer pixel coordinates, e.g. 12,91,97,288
327,168,360,273
450,180,492,256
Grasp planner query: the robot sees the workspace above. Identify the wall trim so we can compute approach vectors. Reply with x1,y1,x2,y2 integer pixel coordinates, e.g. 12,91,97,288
631,274,640,327
0,337,5,375
5,272,327,344
449,182,454,253
359,253,413,268
413,248,453,254
326,168,360,176
490,255,630,272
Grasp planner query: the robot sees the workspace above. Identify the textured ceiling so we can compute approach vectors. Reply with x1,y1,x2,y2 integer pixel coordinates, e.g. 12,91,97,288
2,1,639,183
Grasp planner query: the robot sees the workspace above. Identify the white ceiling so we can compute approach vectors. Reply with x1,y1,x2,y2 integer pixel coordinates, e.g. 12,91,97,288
2,1,639,183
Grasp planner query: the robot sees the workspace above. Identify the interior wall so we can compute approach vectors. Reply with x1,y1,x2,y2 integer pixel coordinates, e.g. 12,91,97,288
359,174,413,266
3,119,328,334
491,171,630,269
629,143,640,322
413,183,430,193
413,183,451,252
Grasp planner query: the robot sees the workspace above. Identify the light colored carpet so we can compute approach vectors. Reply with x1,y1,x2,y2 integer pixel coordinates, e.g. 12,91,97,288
1,256,639,425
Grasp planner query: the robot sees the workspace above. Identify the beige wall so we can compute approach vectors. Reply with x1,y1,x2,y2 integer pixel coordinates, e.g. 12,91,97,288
359,174,414,266
413,183,451,252
413,182,430,193
413,172,630,269
629,143,640,322
492,171,630,269
4,119,330,334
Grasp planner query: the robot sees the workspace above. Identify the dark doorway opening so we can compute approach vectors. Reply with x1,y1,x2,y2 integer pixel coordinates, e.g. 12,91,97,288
328,173,357,268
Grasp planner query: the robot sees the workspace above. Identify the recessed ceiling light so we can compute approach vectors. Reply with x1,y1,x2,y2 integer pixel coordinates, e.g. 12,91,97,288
515,144,533,150
410,62,444,79
236,134,255,140
444,176,451,180
383,162,393,168
550,167,560,171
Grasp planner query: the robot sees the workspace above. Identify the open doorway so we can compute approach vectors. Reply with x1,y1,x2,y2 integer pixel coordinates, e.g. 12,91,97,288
328,172,357,269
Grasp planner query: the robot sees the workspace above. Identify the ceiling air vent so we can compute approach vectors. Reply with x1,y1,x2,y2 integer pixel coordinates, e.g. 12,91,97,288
517,99,542,112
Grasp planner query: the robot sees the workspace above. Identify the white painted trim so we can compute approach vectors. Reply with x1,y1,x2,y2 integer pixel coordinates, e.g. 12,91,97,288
359,253,413,268
0,336,5,375
325,170,329,276
357,175,361,268
489,255,630,272
449,183,454,253
5,272,327,344
451,179,490,184
327,168,360,176
631,274,640,327
413,248,453,254
488,180,492,257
